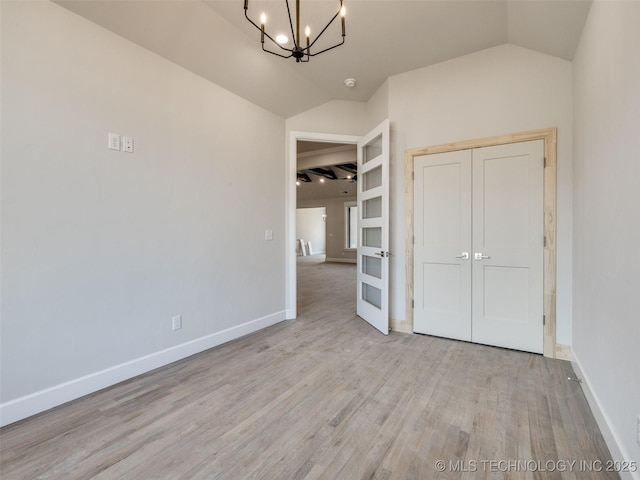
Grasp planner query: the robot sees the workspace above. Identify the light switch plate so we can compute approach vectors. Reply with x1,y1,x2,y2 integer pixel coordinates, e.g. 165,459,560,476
265,229,273,241
122,136,134,153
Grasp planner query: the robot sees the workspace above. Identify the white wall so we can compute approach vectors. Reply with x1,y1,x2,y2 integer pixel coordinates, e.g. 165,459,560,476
286,100,369,139
365,80,389,132
572,1,640,474
388,44,574,341
0,1,286,425
296,208,326,255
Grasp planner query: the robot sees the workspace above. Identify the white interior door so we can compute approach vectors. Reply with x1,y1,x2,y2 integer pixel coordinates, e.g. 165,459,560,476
413,140,544,353
356,120,390,334
413,150,472,341
471,140,544,353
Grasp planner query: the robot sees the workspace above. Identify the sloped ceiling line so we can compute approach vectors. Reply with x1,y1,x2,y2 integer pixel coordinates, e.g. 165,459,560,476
55,0,592,118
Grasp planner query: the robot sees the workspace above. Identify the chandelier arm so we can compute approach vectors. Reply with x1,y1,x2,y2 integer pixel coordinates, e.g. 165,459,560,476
243,7,262,31
306,6,343,51
262,44,294,59
284,0,298,47
308,36,345,56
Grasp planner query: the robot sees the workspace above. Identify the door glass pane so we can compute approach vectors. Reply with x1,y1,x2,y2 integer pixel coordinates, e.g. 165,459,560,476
363,134,382,164
363,255,382,279
363,196,382,219
362,227,382,248
363,166,382,192
345,204,357,248
362,283,382,309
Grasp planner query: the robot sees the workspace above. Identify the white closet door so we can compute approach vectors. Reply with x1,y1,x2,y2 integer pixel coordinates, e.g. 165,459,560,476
471,140,544,353
413,140,544,354
413,150,472,341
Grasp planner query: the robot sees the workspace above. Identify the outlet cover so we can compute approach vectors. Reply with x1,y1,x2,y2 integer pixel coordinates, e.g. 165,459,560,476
172,315,182,331
108,132,120,151
637,415,640,446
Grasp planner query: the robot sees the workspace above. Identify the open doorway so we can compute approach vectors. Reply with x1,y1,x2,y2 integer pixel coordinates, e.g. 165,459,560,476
290,137,359,317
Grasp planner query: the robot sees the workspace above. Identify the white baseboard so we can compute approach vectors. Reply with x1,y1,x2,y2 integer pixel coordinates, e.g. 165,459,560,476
0,310,286,427
325,258,356,264
572,352,640,480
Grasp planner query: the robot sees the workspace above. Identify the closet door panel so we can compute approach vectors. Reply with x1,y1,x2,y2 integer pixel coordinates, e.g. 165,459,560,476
413,150,472,341
471,140,544,354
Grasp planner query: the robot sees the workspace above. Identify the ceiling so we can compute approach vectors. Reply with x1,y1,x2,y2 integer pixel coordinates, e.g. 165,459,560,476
55,0,592,119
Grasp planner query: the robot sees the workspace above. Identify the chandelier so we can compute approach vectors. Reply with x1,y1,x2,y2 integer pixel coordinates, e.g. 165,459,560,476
244,0,346,63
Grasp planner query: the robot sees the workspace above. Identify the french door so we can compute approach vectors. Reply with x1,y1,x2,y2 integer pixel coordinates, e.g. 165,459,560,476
356,120,390,334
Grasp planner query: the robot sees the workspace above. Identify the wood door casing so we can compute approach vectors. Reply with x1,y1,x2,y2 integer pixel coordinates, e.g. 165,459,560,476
404,128,557,358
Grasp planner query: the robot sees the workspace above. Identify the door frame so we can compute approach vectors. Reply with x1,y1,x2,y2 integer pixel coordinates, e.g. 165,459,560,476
404,128,558,358
287,131,362,319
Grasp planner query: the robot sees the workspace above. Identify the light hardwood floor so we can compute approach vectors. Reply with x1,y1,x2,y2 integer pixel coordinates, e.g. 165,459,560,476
1,256,618,479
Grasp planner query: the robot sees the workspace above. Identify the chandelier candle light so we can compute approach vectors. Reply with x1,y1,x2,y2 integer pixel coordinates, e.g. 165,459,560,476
244,0,346,62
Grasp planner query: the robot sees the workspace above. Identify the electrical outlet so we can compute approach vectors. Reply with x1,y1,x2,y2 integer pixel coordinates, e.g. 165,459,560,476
172,315,182,331
108,132,120,151
637,415,640,446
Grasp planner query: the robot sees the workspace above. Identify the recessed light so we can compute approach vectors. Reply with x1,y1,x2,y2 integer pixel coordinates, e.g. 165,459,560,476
276,34,288,45
320,178,325,183
296,181,300,186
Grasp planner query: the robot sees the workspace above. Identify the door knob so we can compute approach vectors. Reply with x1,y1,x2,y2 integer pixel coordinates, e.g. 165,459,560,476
474,253,491,260
455,252,469,260
374,251,390,257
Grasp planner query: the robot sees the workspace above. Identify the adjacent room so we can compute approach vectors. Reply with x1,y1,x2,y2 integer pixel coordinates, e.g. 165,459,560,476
1,0,638,478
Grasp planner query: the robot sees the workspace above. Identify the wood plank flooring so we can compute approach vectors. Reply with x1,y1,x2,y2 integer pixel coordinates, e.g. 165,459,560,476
1,256,618,479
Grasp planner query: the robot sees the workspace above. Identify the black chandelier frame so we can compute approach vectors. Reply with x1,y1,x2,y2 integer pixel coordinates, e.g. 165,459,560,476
244,0,345,63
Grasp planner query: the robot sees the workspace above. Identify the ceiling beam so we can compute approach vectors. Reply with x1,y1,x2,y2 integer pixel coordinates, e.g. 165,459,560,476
308,167,338,180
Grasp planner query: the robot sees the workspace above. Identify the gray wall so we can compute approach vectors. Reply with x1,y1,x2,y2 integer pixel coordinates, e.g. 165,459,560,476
572,1,640,471
1,1,286,424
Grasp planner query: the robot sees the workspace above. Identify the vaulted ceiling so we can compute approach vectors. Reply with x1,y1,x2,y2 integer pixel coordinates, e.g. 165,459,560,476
56,0,592,119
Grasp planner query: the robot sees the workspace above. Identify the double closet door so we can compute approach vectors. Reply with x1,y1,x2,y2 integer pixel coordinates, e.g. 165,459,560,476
413,140,544,354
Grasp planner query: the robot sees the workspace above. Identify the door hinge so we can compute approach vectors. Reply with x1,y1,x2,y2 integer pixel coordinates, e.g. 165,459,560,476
544,236,546,247
412,171,415,180
543,315,546,326
412,235,415,245
544,157,547,168
412,299,414,308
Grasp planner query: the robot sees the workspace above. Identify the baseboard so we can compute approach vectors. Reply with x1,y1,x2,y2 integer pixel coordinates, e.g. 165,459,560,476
572,352,640,480
554,343,574,362
325,258,356,264
0,310,286,427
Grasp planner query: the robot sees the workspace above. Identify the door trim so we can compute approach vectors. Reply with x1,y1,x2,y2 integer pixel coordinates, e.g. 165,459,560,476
404,128,558,358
